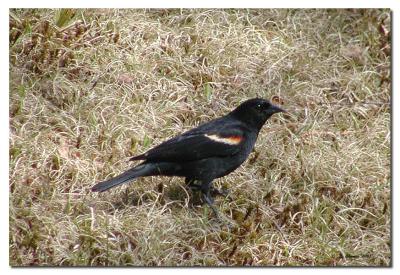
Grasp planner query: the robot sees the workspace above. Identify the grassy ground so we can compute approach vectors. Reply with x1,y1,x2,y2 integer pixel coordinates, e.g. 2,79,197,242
9,9,391,266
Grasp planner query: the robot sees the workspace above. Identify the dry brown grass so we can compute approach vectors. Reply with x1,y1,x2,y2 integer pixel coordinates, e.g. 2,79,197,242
9,8,391,266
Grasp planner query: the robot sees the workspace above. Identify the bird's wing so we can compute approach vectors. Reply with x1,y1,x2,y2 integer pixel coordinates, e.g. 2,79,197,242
130,119,247,162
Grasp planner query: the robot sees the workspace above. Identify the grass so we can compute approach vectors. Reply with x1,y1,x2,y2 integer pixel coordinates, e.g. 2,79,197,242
9,8,391,266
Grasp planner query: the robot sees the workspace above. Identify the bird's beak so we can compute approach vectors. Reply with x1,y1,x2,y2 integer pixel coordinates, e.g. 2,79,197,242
271,104,287,114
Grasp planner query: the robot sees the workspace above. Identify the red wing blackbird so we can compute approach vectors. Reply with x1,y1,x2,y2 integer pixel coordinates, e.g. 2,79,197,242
92,98,285,217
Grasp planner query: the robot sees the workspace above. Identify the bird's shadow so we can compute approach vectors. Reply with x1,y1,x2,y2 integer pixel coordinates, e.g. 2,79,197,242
107,182,204,214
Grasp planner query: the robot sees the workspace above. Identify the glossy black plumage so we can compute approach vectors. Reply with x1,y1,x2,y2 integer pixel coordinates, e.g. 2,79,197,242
91,98,285,217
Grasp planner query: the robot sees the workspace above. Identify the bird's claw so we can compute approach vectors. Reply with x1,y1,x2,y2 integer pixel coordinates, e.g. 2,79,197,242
210,187,229,197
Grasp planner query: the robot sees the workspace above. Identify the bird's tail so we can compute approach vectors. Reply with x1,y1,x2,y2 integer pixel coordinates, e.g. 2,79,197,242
91,163,155,192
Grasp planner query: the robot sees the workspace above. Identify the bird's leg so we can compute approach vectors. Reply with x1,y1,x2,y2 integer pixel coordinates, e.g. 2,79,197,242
188,180,235,225
185,178,202,192
200,181,221,219
185,178,228,198
202,191,220,219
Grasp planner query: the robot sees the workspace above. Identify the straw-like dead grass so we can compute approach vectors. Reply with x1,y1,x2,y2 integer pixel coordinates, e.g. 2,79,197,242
9,9,390,266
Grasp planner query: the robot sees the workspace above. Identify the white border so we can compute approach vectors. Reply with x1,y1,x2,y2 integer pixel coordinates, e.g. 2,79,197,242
2,1,399,274
3,0,400,8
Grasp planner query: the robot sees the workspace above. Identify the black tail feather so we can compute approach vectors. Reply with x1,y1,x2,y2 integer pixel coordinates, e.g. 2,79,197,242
129,154,146,161
92,164,153,192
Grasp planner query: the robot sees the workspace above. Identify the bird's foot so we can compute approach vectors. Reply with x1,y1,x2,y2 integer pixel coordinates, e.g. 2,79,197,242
186,181,231,222
188,183,229,198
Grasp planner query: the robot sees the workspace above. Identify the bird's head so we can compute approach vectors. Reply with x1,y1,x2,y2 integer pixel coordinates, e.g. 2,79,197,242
230,98,286,130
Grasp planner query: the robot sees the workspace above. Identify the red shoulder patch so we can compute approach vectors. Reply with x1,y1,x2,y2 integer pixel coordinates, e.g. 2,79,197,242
204,134,243,145
226,135,243,144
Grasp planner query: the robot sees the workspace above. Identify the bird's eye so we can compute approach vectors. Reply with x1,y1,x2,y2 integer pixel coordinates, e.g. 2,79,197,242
256,103,267,109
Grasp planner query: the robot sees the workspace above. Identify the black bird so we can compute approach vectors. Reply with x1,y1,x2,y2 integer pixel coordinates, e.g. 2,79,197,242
92,98,285,217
